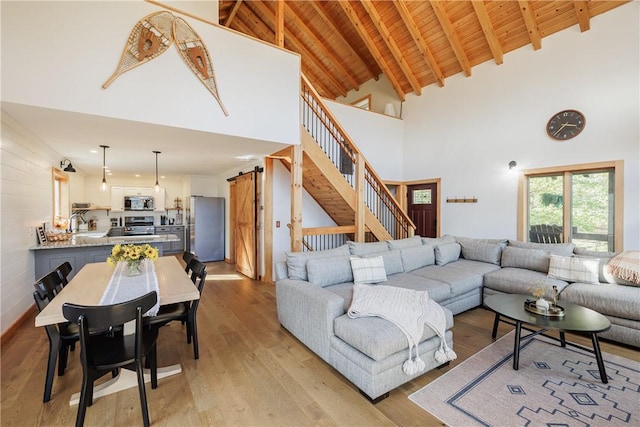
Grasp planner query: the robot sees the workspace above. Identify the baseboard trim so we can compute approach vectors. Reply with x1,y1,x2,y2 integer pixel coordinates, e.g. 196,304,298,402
1,304,36,346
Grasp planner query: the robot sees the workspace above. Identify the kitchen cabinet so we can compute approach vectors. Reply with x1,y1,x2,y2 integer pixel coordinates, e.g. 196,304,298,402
124,187,152,197
33,245,166,281
30,235,179,280
155,225,184,254
110,186,125,212
110,186,165,212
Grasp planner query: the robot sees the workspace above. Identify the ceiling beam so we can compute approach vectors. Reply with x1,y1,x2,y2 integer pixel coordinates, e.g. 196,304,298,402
518,1,542,50
430,1,472,77
471,0,504,65
275,0,284,47
359,0,421,95
337,1,406,101
286,2,360,90
223,0,243,27
393,0,444,87
573,1,591,32
250,0,348,97
308,1,378,81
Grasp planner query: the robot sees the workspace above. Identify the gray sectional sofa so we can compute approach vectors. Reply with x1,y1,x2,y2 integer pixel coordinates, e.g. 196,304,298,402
275,235,639,402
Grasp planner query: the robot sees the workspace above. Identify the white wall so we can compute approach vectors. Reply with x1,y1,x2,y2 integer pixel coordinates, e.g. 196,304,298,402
324,100,405,181
402,3,639,247
0,115,62,334
336,74,402,118
272,161,337,264
1,1,300,146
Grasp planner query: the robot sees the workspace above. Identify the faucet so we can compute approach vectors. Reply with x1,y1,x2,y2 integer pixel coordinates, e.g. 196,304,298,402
67,213,86,233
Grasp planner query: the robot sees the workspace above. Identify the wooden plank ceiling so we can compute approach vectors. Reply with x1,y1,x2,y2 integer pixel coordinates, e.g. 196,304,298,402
219,0,629,101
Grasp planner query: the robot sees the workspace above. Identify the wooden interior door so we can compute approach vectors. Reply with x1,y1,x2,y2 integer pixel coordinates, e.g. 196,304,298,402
228,180,237,264
234,173,257,279
407,183,437,237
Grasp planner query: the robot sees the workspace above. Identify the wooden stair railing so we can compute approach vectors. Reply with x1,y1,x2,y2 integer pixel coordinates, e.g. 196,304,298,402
287,224,356,252
300,73,415,241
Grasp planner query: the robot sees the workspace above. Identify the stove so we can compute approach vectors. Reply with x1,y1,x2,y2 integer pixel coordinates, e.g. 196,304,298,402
124,216,155,236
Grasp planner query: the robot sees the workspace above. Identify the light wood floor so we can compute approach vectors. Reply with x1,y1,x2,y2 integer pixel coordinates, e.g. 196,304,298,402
2,261,639,426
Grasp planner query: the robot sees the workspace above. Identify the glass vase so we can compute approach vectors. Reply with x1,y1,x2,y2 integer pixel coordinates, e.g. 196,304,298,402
125,260,144,277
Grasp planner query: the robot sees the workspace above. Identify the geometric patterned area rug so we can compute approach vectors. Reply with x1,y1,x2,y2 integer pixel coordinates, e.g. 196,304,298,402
409,331,640,426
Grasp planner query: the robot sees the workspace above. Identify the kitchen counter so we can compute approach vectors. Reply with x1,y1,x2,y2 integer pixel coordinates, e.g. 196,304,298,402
30,232,180,281
30,233,180,250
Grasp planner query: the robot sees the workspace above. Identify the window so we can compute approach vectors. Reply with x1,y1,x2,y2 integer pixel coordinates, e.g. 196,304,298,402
518,161,623,252
350,94,371,111
412,189,432,205
52,168,70,226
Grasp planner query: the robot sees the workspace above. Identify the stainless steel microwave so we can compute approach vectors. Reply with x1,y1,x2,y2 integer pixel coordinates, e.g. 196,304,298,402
124,196,154,211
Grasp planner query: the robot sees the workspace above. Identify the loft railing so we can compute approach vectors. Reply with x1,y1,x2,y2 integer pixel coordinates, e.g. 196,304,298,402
300,74,415,240
287,224,378,252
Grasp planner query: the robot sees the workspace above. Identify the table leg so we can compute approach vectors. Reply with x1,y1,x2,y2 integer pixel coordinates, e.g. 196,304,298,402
560,331,566,347
591,333,608,384
492,313,500,338
513,320,521,370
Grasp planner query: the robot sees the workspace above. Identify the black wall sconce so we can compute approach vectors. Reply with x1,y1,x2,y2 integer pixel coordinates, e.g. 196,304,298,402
60,159,76,172
508,160,517,170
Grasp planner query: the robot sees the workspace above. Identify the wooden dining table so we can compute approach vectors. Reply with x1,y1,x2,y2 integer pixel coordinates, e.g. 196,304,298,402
35,256,200,406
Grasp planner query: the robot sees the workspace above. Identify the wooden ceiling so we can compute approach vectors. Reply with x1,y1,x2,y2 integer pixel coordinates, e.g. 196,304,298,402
218,1,629,101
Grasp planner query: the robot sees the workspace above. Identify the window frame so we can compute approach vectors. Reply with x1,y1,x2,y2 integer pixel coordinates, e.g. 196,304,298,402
517,160,624,252
52,167,70,225
350,94,372,111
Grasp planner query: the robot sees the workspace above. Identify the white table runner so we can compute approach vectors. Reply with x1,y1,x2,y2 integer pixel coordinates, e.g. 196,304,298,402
100,259,160,316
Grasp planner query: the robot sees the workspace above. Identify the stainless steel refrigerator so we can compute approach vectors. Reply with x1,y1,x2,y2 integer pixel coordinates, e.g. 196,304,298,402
186,196,225,262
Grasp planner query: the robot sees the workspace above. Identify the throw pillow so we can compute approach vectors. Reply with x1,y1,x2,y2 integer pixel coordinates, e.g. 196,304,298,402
459,240,503,265
386,236,423,250
574,254,617,284
306,255,353,287
500,246,550,273
606,251,640,286
508,240,575,256
350,256,387,284
285,245,350,281
421,235,456,247
400,244,435,272
547,254,600,284
435,242,461,266
366,249,404,275
347,241,389,256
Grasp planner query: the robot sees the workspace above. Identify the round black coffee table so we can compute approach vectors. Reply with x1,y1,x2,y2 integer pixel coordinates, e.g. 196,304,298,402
484,293,611,383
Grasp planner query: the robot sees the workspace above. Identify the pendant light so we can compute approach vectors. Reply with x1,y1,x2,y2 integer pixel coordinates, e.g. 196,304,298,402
153,150,161,192
99,145,109,191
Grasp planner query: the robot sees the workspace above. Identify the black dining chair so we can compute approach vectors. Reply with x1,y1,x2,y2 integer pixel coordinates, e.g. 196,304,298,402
33,283,79,402
35,269,65,301
182,251,195,274
145,258,207,359
62,291,159,427
55,261,73,286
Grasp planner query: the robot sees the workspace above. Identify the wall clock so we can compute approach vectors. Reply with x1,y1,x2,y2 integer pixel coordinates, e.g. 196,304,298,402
546,109,585,140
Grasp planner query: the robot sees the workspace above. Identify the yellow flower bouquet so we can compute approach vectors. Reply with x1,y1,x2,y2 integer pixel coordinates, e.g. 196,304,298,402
107,243,159,276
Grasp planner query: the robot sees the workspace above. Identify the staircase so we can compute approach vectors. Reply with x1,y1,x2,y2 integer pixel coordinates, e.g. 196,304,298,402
276,74,415,250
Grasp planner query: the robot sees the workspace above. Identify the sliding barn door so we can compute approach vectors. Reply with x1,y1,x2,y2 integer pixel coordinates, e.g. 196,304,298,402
234,172,258,279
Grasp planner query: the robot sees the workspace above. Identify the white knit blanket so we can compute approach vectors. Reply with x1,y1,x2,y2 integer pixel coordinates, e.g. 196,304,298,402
100,259,160,316
348,283,456,375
